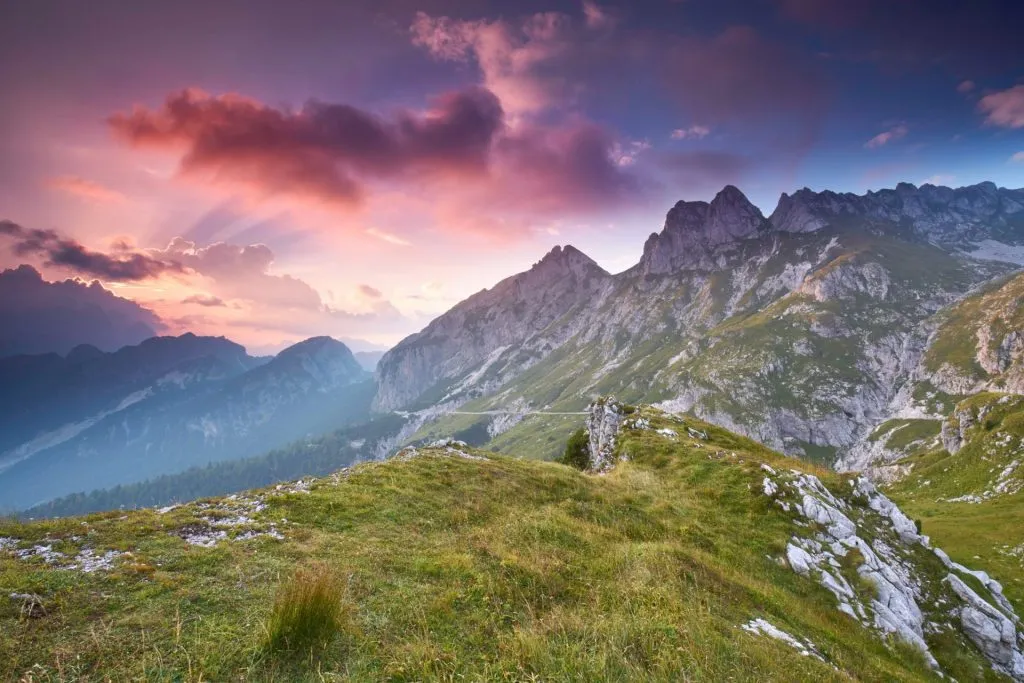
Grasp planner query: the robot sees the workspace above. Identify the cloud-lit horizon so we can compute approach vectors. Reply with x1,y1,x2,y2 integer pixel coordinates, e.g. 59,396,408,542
1,0,1022,353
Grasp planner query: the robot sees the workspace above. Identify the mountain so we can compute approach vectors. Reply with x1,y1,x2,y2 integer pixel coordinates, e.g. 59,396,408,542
0,332,258,462
3,400,1022,681
374,244,613,411
0,335,373,511
0,264,161,357
354,350,385,371
375,181,1024,467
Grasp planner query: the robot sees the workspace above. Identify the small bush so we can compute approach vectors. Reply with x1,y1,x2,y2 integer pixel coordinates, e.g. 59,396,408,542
265,563,348,655
559,428,590,470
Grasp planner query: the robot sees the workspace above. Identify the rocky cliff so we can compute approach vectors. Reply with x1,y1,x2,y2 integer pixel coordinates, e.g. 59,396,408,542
373,245,612,411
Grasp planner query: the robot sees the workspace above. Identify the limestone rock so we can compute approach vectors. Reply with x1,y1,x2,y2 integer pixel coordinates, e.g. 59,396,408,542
586,398,624,471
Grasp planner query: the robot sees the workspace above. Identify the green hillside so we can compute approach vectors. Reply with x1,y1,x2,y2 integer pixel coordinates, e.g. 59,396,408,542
886,393,1024,613
2,405,1017,681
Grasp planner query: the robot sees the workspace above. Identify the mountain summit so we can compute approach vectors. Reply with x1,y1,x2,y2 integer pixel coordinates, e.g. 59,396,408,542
640,185,768,274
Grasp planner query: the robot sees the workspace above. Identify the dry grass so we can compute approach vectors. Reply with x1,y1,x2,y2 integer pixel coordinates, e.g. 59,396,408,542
265,563,349,656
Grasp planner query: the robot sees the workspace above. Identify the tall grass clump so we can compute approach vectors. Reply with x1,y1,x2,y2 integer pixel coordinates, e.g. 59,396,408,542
265,563,348,655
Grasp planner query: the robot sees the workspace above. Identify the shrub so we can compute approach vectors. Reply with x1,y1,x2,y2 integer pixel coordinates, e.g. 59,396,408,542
265,563,349,655
559,428,590,470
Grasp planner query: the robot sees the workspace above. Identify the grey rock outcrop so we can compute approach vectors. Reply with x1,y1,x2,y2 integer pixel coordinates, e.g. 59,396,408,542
639,185,768,274
941,406,975,454
945,573,1024,680
585,398,624,471
760,462,1024,679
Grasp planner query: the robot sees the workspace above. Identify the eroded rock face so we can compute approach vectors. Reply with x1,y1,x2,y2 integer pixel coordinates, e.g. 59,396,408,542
946,574,1024,680
941,407,975,454
798,261,890,302
373,245,613,412
639,185,768,274
585,398,624,472
759,463,1024,680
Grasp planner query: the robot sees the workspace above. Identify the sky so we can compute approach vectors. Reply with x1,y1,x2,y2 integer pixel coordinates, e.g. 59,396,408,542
1,0,1023,354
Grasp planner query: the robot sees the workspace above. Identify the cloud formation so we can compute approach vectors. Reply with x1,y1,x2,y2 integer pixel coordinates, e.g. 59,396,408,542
151,238,324,310
182,294,226,307
0,265,163,357
670,125,710,140
865,124,908,149
47,176,125,203
0,221,185,281
978,85,1024,129
411,10,582,117
109,86,645,232
109,87,504,207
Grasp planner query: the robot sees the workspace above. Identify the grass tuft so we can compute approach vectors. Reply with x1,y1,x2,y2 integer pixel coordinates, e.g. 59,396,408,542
265,562,349,656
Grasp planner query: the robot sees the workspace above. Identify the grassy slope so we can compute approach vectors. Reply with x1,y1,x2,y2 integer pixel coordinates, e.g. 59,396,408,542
2,410,963,682
886,393,1024,612
924,271,1024,382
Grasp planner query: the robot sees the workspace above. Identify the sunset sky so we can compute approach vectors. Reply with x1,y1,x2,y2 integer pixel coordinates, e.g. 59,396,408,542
1,0,1023,353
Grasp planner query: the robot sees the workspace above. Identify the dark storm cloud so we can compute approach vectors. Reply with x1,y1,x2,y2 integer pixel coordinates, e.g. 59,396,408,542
0,221,185,281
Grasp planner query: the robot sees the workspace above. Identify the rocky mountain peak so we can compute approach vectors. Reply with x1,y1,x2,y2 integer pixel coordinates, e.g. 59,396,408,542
769,181,1024,246
640,185,768,274
706,185,767,245
532,244,607,280
247,337,364,393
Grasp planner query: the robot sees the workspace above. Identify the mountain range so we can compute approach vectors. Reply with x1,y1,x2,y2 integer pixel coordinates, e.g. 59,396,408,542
375,181,1024,469
0,334,372,510
5,179,1023,518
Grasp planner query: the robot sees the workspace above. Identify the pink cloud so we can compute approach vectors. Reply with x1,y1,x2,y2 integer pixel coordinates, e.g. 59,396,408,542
109,87,505,207
47,176,126,203
957,80,975,94
582,1,615,30
108,87,646,242
411,11,578,117
865,124,908,149
978,85,1024,128
149,237,324,310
